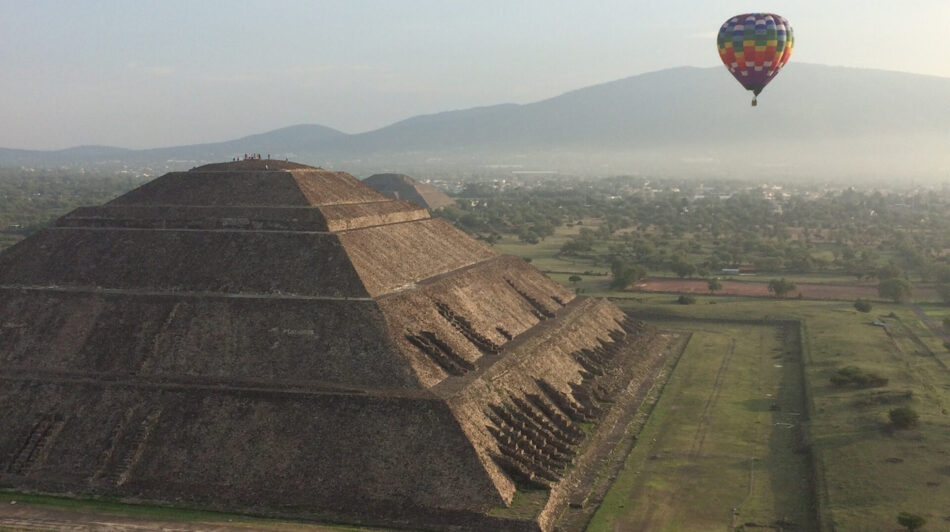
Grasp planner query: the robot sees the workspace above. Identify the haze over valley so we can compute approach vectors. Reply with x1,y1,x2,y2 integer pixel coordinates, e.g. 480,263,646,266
4,64,950,183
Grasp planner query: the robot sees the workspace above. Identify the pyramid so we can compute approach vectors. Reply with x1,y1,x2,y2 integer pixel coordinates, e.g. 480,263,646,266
0,160,673,531
363,172,455,211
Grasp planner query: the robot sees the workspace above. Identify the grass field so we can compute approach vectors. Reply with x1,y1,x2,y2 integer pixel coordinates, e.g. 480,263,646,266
802,302,950,530
0,233,22,252
0,491,382,531
586,293,950,531
587,319,814,531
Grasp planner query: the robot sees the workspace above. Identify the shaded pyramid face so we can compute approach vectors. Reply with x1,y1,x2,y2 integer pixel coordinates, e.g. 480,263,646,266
0,160,672,531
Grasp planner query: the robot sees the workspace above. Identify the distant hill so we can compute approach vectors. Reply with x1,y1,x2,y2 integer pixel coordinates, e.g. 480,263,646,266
0,124,345,168
138,123,347,163
0,145,133,167
4,65,950,181
332,64,950,180
363,173,455,210
349,65,950,149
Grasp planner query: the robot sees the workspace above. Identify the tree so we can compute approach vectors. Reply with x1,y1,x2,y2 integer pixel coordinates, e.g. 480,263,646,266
560,232,595,256
897,511,926,531
936,283,950,305
889,406,920,429
930,264,950,284
707,278,722,294
879,278,913,303
877,263,904,280
609,259,646,290
517,229,540,245
767,278,797,298
669,257,696,279
568,275,582,285
676,294,697,305
853,299,873,313
753,256,784,272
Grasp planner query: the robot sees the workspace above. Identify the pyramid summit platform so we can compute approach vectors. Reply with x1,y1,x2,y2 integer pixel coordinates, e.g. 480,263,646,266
0,160,676,531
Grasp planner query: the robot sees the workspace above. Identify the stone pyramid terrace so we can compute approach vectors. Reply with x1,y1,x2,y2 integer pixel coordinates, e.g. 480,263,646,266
0,160,676,531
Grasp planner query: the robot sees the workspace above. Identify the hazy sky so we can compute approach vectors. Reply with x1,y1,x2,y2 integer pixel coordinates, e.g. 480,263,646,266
3,1,948,150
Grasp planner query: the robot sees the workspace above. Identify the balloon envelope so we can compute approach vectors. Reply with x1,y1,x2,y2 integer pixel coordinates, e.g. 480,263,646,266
717,13,794,96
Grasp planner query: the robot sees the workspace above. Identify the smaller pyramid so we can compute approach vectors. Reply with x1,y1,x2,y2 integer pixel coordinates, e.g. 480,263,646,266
364,173,455,210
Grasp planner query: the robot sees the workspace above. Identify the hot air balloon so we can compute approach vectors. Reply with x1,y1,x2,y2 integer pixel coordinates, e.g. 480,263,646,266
717,13,794,106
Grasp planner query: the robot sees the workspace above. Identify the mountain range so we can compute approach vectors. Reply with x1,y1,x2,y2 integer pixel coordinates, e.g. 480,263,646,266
4,64,949,181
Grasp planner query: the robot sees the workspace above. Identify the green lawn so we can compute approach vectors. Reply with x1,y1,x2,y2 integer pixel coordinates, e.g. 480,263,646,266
0,491,384,531
801,302,950,530
588,320,813,531
0,234,22,252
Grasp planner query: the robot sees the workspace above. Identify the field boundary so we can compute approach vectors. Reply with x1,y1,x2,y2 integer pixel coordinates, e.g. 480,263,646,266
799,320,833,532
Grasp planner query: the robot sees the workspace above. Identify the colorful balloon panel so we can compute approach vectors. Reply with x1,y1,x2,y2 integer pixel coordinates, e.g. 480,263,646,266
717,13,794,95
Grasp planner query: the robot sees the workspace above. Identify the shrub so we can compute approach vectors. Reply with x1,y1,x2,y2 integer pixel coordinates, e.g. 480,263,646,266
829,366,888,388
897,511,926,531
879,277,912,303
676,294,697,305
854,299,873,313
853,390,913,407
889,407,920,429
